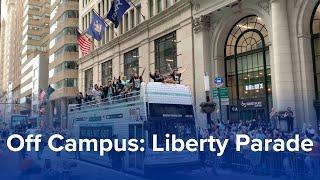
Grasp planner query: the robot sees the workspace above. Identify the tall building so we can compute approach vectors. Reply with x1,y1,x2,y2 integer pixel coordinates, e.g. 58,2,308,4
20,0,50,115
0,0,24,123
0,20,5,99
49,0,79,128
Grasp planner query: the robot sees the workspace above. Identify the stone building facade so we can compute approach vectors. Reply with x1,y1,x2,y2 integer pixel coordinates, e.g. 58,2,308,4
77,0,320,131
193,0,320,130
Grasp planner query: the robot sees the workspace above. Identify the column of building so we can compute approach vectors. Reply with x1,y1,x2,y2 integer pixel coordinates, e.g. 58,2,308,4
193,15,212,128
270,0,296,112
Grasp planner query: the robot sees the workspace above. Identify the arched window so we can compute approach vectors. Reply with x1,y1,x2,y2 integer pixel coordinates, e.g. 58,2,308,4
225,15,271,121
311,3,320,99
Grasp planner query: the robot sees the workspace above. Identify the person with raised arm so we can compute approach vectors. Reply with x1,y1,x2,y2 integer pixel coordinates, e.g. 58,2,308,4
149,69,164,82
130,67,145,92
167,63,186,84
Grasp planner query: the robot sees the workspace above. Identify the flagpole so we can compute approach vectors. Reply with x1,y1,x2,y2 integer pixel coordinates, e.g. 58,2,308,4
77,28,97,48
92,9,113,28
92,9,120,37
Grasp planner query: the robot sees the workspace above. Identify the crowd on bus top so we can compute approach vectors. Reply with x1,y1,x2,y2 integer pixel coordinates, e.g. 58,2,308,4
75,64,186,104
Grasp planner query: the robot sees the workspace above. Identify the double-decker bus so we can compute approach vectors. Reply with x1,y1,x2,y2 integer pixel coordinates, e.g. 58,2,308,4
68,82,199,175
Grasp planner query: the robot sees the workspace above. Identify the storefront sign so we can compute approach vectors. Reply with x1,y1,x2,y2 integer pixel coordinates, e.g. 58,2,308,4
238,99,265,110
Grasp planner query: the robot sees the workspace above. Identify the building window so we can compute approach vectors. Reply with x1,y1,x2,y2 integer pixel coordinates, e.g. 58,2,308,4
225,15,271,121
124,48,139,78
54,44,78,60
312,3,320,99
130,9,135,28
136,5,141,24
53,78,78,89
149,0,154,17
51,61,78,77
157,0,163,13
166,0,172,8
101,60,112,85
85,68,93,92
124,13,129,32
155,32,177,74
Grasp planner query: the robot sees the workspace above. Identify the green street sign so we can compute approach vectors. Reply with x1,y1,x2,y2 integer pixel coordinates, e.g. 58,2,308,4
212,87,229,99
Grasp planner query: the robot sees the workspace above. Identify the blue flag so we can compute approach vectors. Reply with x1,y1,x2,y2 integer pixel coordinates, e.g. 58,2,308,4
87,11,107,41
106,0,131,28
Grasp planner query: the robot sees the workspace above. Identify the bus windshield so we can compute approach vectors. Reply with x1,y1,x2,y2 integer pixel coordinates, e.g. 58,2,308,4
148,103,194,118
147,118,196,148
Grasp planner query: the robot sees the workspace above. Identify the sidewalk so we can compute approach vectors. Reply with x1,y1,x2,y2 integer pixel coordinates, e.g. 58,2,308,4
25,147,144,180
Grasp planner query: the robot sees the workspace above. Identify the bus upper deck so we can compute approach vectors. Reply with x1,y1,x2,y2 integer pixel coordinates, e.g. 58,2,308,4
68,82,194,114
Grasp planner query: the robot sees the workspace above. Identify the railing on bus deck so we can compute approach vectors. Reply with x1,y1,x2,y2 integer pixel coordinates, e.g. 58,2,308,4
68,91,141,112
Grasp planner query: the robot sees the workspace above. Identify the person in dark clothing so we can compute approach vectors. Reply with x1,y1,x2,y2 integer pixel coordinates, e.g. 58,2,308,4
84,93,90,102
130,68,145,92
113,76,125,96
285,107,294,132
149,69,164,82
168,64,186,84
103,80,115,101
75,92,84,109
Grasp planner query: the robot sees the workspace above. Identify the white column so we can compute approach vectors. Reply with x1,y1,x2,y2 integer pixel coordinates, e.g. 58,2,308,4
193,15,212,128
271,0,296,111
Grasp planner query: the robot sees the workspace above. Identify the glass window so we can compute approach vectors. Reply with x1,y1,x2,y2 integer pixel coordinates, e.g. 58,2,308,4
155,32,177,74
85,68,93,92
124,48,139,78
225,16,271,120
312,4,320,99
52,61,77,76
136,5,141,24
101,60,112,85
157,0,163,13
149,0,154,17
53,44,78,60
52,78,78,89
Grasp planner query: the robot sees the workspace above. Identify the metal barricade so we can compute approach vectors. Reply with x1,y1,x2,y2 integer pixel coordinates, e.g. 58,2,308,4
206,148,320,178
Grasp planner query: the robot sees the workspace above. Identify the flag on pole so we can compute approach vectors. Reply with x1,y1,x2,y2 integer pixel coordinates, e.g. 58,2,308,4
76,29,91,55
87,11,107,41
47,85,55,99
106,0,131,28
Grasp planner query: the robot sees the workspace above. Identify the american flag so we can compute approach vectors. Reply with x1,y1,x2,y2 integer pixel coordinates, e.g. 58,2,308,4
76,29,91,55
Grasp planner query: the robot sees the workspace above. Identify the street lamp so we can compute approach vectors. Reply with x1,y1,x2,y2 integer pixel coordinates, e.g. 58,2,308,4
200,73,216,129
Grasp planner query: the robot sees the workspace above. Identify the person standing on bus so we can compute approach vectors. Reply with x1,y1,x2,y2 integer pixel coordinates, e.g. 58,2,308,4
149,69,164,82
104,80,115,103
130,68,145,92
168,64,186,84
113,76,125,97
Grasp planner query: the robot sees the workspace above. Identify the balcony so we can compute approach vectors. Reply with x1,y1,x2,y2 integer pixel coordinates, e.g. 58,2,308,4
49,70,78,85
51,1,79,23
50,87,78,100
49,35,77,54
50,18,78,37
49,52,78,70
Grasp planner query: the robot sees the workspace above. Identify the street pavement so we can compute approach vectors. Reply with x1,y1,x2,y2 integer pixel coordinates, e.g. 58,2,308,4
0,146,145,180
0,146,301,180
